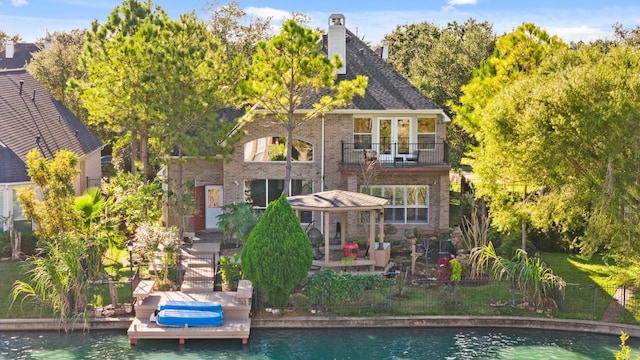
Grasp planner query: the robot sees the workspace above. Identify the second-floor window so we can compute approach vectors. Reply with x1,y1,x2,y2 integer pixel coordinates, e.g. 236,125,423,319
244,137,313,162
417,118,436,150
353,118,372,149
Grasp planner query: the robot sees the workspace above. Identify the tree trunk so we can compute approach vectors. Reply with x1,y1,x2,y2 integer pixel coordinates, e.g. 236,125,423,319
12,232,21,261
521,222,527,252
109,278,119,308
130,129,138,176
176,147,185,238
141,129,149,183
284,117,294,196
522,185,527,251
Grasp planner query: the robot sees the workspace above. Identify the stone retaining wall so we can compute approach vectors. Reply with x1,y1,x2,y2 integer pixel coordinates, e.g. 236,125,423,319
2,316,639,338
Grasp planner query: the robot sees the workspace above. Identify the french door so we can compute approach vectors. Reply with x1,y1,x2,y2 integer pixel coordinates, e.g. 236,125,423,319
377,118,411,161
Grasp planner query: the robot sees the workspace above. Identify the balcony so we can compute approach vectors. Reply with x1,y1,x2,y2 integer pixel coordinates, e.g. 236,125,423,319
340,142,449,168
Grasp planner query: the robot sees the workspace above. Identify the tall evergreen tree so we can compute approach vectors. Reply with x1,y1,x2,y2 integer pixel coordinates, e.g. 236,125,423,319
241,19,367,195
241,193,312,307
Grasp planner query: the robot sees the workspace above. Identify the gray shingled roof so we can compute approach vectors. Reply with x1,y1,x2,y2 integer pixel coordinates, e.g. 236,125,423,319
288,190,389,212
0,69,103,183
0,142,29,182
0,43,41,70
314,29,441,111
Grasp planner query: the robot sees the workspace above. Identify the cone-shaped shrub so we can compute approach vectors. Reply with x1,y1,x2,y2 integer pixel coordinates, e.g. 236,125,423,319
241,193,313,307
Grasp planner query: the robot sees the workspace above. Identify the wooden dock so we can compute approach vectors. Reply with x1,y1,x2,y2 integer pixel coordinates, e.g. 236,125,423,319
127,282,253,345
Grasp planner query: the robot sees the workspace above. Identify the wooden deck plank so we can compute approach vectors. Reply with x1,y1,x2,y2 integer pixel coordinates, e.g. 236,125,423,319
127,318,251,341
129,289,253,344
133,280,156,301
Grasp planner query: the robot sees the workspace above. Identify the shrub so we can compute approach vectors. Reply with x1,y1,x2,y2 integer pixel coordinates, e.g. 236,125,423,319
20,231,38,257
450,258,462,282
219,253,243,291
217,202,259,247
493,228,536,259
289,293,312,308
241,193,312,307
305,269,393,306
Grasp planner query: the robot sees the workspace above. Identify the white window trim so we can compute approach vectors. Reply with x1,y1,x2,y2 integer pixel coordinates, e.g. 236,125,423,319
363,185,429,224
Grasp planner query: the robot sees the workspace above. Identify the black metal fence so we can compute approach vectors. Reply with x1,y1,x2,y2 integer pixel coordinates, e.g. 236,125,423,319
341,142,449,167
554,284,640,323
86,176,101,190
251,278,640,324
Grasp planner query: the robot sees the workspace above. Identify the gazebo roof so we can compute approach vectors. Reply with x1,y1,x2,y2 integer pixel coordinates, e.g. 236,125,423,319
287,190,388,212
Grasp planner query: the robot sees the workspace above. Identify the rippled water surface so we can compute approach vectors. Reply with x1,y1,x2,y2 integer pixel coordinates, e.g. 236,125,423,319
1,327,637,359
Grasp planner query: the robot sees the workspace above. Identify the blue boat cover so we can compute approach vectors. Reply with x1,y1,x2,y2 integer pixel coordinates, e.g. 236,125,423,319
157,309,223,327
160,301,223,314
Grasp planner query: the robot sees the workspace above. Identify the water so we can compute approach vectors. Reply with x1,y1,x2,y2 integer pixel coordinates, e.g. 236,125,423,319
1,327,637,359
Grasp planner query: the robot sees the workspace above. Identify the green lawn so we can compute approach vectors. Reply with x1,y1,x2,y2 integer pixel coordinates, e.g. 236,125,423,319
0,261,52,318
0,248,134,319
1,250,636,323
540,252,628,321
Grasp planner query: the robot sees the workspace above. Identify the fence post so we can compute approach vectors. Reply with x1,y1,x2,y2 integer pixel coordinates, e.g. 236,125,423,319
388,284,393,310
454,283,459,309
321,289,325,314
511,279,516,307
621,286,627,319
558,285,565,312
593,286,598,320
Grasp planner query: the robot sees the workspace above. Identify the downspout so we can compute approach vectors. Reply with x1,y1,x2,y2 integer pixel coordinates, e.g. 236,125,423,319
320,113,326,234
321,113,326,191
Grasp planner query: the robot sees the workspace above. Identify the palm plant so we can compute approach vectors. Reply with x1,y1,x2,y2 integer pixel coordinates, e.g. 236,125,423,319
12,233,89,331
471,241,564,308
217,202,259,247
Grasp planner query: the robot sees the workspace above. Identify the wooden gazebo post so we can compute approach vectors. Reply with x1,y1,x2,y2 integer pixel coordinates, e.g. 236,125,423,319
324,210,331,266
368,210,376,254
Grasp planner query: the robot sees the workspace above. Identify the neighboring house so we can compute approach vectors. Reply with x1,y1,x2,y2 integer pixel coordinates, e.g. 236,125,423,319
168,14,450,240
0,42,42,70
0,69,104,231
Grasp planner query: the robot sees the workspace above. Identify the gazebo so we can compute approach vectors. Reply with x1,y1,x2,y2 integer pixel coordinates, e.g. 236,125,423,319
287,190,389,271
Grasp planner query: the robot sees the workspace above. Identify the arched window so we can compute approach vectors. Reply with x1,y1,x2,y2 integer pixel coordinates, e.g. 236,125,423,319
244,137,313,162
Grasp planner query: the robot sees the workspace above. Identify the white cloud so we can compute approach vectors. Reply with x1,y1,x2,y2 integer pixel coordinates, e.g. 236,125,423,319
546,26,610,44
245,6,292,22
244,5,637,47
11,0,28,6
444,0,477,11
448,0,478,5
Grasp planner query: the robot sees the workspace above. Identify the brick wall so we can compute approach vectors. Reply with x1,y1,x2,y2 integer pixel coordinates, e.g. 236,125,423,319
171,113,450,238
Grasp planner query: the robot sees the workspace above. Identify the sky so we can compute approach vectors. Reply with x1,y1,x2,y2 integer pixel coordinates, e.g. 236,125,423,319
1,0,640,46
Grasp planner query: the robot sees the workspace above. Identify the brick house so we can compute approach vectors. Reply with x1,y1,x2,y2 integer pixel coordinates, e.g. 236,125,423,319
168,14,450,241
0,69,104,232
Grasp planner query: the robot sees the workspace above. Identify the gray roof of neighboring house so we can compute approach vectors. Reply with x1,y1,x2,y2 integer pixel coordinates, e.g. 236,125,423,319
0,143,29,183
317,28,441,111
0,43,41,70
0,69,103,183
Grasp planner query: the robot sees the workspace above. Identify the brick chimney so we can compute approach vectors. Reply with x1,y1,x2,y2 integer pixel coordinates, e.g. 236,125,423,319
328,14,346,75
5,41,14,58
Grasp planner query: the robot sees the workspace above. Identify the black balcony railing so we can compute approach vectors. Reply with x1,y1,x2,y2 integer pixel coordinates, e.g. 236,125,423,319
341,142,449,167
